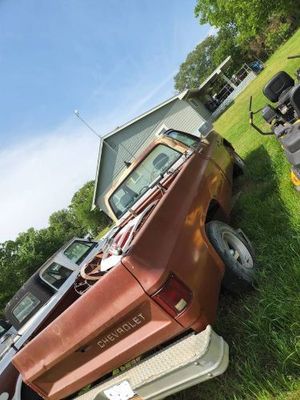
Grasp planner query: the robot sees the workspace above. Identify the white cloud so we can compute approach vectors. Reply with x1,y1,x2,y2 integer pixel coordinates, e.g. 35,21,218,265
0,124,100,242
0,71,177,244
0,47,190,245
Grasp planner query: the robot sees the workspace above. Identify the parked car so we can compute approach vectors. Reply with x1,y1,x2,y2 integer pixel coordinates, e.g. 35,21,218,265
13,129,256,400
249,60,264,74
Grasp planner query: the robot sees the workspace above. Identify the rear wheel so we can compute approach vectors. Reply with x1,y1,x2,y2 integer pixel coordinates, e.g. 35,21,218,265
206,221,256,293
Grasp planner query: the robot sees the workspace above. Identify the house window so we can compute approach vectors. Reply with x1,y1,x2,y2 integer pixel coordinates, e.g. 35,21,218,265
166,130,199,148
155,124,168,137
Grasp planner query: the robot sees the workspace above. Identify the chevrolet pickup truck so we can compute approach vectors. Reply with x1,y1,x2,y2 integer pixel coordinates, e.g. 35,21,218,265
12,129,256,400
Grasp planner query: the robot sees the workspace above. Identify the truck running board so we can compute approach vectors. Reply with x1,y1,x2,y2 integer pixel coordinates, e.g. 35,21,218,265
74,326,229,400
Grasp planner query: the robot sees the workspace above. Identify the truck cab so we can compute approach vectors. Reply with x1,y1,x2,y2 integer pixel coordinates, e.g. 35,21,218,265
4,238,99,332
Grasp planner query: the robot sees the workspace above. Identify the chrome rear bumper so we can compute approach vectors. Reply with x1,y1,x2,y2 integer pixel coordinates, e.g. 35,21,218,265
74,325,229,400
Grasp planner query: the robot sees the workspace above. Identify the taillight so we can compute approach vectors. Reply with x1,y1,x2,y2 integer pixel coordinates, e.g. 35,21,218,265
152,274,192,317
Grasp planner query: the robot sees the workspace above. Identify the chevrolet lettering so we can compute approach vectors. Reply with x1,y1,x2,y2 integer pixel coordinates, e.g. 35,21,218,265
97,313,146,349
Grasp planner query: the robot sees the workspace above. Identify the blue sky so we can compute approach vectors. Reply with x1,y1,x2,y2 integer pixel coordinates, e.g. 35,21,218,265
0,0,210,242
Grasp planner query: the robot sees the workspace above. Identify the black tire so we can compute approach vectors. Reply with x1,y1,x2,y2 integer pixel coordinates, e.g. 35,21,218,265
206,221,256,293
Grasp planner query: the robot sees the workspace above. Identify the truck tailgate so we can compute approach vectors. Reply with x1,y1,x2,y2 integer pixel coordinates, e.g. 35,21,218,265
12,265,183,400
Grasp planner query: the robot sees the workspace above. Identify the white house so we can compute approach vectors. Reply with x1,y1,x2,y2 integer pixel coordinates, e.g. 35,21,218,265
93,57,257,212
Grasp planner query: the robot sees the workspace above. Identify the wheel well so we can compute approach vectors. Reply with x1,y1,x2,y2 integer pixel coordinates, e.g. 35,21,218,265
233,162,243,178
205,200,228,223
223,138,244,178
223,138,234,150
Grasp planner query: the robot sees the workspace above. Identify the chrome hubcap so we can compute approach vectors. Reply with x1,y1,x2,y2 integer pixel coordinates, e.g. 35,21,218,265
223,231,253,269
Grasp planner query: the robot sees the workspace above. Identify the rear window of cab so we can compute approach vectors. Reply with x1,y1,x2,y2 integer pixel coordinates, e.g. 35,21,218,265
108,131,200,219
109,144,182,219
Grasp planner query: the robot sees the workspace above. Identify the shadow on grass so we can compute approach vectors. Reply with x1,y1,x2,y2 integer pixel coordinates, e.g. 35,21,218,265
168,146,300,400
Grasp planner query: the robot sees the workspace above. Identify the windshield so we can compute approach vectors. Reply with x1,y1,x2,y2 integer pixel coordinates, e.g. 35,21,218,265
64,240,96,265
109,144,182,218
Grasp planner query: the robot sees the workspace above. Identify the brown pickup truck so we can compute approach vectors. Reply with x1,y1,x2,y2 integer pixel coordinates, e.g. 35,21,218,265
13,129,256,400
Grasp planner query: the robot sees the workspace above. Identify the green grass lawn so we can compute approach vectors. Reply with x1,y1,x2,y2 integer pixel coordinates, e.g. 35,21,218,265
169,30,300,400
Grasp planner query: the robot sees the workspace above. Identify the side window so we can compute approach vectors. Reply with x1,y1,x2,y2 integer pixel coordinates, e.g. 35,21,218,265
166,130,199,148
63,241,96,265
12,293,40,323
40,262,72,290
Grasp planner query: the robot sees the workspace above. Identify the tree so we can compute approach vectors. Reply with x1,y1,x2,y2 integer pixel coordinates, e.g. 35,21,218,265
49,209,84,240
194,0,297,45
174,28,248,92
70,181,112,236
0,240,21,311
175,1,299,92
0,179,112,314
212,27,248,68
174,35,219,91
0,227,66,313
